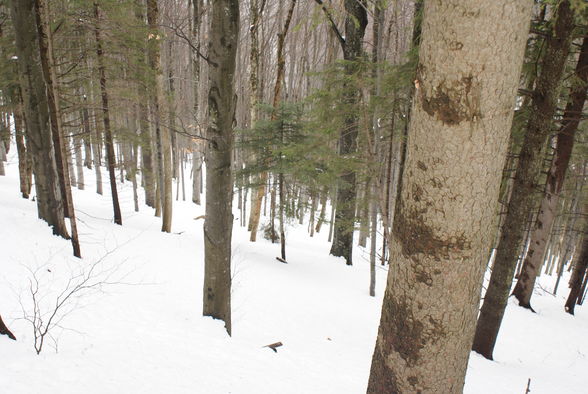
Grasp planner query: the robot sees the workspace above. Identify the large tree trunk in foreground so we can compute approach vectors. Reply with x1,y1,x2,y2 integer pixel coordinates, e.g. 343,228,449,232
367,0,532,392
202,0,239,336
472,0,575,360
10,0,68,237
512,35,588,308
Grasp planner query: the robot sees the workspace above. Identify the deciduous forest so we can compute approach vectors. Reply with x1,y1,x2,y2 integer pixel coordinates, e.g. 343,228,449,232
0,0,587,393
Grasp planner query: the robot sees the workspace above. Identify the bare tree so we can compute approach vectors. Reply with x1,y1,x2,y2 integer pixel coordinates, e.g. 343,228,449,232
202,0,239,336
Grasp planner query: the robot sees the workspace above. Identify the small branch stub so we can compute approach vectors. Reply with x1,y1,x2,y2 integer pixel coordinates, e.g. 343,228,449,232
264,341,283,352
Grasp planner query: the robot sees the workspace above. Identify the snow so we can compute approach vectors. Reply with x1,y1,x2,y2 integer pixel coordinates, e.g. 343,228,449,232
0,146,586,394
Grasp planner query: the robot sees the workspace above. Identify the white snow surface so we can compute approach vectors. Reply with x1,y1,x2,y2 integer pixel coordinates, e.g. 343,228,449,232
0,148,586,394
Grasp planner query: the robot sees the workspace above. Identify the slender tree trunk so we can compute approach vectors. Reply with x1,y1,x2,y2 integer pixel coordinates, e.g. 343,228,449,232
315,187,327,233
369,185,377,297
189,0,203,207
202,0,239,336
146,0,172,232
367,0,532,391
246,0,266,238
94,1,122,226
192,149,202,204
473,0,575,360
91,105,103,195
14,97,32,198
512,35,588,307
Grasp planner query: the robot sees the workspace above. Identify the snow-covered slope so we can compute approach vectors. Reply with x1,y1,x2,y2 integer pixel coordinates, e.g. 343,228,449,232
0,148,586,394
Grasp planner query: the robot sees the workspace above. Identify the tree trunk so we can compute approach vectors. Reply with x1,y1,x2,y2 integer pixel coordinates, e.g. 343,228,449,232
146,0,172,233
246,0,266,239
202,0,239,336
565,220,588,315
472,0,575,360
367,0,532,391
10,0,69,237
14,96,32,198
94,1,122,226
36,0,81,257
512,35,588,307
328,0,367,265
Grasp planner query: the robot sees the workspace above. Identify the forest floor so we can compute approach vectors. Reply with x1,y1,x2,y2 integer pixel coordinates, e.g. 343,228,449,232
0,148,586,394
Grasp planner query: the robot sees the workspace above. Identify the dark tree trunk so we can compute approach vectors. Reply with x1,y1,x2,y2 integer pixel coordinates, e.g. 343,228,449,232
328,0,368,265
0,314,15,340
473,0,575,360
94,1,122,225
10,0,69,237
36,0,81,257
565,223,588,315
512,35,588,308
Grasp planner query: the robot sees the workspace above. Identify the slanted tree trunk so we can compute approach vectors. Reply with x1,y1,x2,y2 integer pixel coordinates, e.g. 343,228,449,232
202,0,239,336
512,35,588,308
10,0,69,237
472,0,575,360
565,219,588,315
94,1,122,225
0,314,15,340
367,0,532,391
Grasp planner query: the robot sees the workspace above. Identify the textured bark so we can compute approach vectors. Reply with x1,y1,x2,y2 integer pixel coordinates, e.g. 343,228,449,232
367,0,532,392
328,0,368,265
473,0,575,360
513,35,588,307
10,0,68,237
94,2,122,225
202,0,239,336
